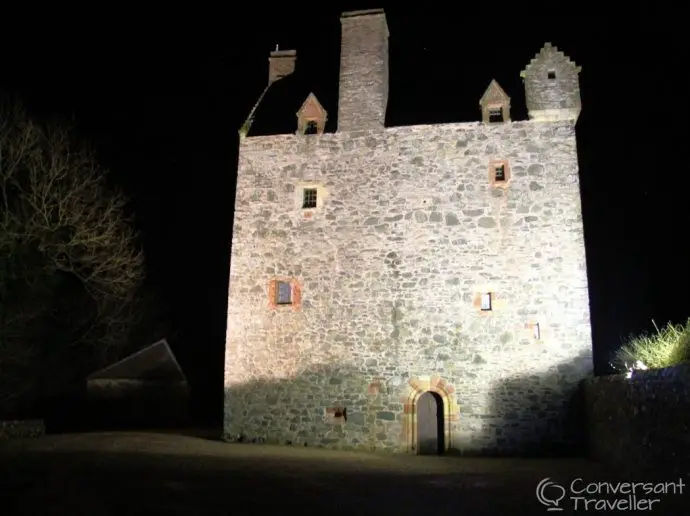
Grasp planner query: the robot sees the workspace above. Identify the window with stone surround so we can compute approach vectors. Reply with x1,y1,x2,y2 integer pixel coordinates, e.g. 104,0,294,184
295,183,326,213
548,70,556,80
302,188,317,209
268,278,302,310
474,290,503,312
489,160,511,187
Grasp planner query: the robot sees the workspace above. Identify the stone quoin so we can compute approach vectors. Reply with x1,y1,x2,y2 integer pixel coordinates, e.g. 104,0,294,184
224,8,593,455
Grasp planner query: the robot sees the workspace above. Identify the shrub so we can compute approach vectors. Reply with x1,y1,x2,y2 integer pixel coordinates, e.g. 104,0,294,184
613,319,690,371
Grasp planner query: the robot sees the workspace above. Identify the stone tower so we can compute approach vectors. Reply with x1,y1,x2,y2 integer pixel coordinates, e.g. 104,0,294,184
521,42,582,122
224,10,593,456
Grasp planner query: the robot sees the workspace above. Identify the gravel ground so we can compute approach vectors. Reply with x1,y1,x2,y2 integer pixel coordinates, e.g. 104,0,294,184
0,431,686,515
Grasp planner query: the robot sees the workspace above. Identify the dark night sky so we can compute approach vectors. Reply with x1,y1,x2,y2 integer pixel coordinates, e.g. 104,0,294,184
1,6,686,419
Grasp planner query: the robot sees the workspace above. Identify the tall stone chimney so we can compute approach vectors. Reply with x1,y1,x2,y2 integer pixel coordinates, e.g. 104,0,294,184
268,48,296,86
337,9,389,132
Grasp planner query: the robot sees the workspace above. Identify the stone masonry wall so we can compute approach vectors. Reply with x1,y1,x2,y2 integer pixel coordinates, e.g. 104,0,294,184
224,119,593,454
523,43,581,121
585,365,690,475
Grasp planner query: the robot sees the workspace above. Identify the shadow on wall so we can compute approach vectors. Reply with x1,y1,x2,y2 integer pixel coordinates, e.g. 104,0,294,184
473,348,592,458
222,364,398,450
221,357,592,456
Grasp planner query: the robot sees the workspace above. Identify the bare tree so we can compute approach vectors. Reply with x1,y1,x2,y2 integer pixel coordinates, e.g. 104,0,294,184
0,99,146,412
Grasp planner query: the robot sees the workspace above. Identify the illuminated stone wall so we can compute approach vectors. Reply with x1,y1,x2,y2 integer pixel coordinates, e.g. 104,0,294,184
224,118,593,454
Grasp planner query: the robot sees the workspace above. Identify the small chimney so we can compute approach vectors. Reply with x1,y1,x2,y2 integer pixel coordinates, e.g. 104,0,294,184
268,48,297,86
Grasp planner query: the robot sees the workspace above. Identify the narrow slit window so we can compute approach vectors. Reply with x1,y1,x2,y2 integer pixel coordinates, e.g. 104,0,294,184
276,281,292,305
533,323,541,340
480,293,492,311
494,165,506,182
302,188,317,209
488,107,503,123
547,70,556,80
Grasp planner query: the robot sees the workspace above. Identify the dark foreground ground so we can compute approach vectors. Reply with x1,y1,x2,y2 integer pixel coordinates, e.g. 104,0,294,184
0,431,687,515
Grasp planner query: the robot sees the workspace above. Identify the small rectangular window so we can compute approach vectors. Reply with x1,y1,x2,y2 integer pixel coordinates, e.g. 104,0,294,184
488,108,503,123
276,281,292,305
326,406,347,424
494,165,506,182
533,323,541,340
489,160,510,187
302,188,317,209
305,120,318,135
480,293,492,311
547,70,556,80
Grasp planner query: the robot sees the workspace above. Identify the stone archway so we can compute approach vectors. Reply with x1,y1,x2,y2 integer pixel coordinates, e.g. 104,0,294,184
401,375,459,454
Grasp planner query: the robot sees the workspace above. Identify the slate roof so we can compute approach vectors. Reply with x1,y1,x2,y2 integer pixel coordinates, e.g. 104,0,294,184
246,69,337,137
87,338,187,383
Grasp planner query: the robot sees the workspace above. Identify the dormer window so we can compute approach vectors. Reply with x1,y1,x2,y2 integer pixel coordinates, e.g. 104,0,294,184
479,80,511,123
296,92,327,136
488,107,503,123
548,70,556,79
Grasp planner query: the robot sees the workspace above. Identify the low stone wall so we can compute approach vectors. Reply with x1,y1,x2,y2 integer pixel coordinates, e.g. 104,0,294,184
584,364,690,475
0,419,46,441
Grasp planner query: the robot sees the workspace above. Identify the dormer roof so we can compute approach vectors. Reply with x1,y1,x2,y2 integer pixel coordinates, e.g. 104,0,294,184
297,92,328,120
479,79,510,106
520,42,582,78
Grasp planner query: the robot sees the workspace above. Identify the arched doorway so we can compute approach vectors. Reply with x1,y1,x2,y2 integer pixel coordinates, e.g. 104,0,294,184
417,391,444,455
